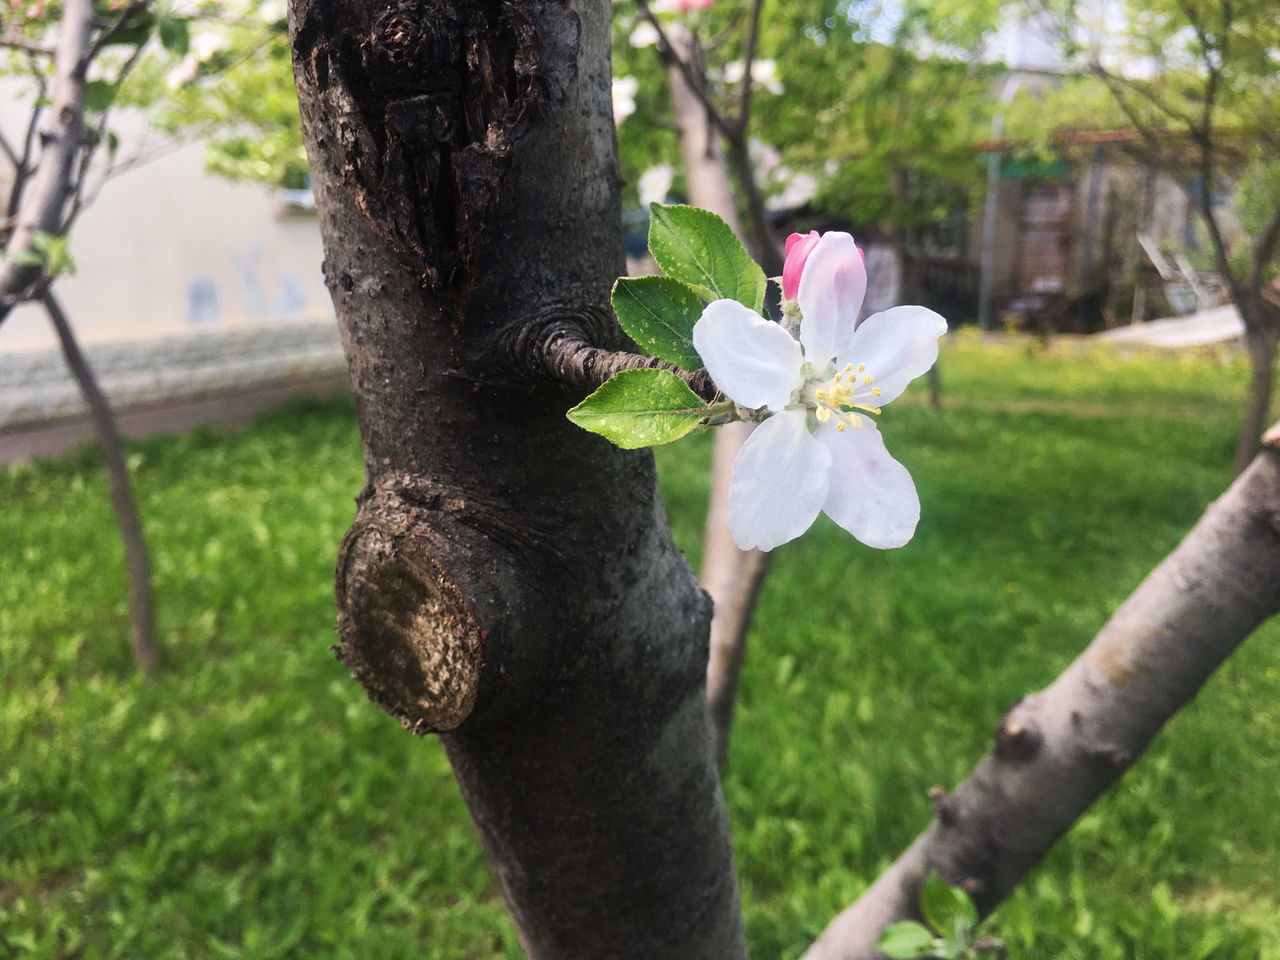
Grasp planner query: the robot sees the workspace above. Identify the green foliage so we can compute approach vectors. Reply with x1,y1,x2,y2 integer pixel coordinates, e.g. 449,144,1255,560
4,230,76,278
566,368,709,448
648,203,767,311
611,275,706,370
3,343,1280,958
920,872,980,946
878,920,939,959
123,1,307,189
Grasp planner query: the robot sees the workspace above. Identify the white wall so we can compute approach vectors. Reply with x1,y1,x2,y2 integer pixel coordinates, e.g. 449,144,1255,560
0,103,331,355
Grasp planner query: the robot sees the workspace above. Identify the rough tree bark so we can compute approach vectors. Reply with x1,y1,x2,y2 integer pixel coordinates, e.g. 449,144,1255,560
803,427,1280,960
288,2,746,956
667,37,775,770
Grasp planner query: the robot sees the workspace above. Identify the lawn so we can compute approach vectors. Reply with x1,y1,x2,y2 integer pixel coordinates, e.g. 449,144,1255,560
1,334,1277,959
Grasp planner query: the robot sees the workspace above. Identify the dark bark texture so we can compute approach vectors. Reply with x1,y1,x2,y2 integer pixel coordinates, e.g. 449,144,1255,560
288,2,746,956
804,433,1280,960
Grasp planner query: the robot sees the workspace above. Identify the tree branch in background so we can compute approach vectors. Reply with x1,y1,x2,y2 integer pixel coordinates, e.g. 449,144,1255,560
1246,204,1280,296
5,62,47,219
802,432,1280,960
43,289,159,674
0,0,92,326
635,0,734,140
729,0,765,139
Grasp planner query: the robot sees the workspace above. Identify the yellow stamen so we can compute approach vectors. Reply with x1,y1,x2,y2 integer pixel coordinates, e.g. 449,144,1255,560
863,375,873,385
856,363,865,373
815,407,832,424
871,387,882,397
837,422,846,432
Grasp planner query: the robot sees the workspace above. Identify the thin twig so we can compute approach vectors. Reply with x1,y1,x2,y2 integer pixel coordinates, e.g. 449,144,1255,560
729,0,765,138
0,34,56,56
85,0,149,63
634,0,734,140
538,326,718,403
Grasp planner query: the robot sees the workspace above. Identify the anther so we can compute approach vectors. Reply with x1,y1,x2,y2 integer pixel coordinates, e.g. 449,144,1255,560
856,363,865,373
863,375,873,385
871,387,882,397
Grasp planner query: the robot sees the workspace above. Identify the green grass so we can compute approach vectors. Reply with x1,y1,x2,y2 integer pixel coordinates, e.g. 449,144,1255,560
2,336,1278,959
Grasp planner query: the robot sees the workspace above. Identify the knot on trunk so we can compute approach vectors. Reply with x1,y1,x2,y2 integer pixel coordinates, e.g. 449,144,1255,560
335,490,484,733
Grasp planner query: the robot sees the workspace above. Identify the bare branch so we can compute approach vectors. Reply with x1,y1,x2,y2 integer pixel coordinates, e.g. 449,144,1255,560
803,438,1280,960
0,0,93,326
1247,205,1280,295
5,58,48,219
634,0,733,140
64,37,148,230
0,34,56,56
729,0,765,138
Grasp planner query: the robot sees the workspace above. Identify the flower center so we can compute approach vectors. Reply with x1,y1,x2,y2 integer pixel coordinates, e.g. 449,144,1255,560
799,362,883,433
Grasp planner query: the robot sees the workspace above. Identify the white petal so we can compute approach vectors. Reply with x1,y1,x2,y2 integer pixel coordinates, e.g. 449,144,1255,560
797,232,866,367
692,300,803,410
817,419,920,549
728,411,831,552
839,305,946,405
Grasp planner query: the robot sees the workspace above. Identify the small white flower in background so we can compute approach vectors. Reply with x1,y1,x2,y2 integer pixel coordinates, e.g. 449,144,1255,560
612,76,639,126
638,164,674,208
692,231,946,552
629,22,660,47
722,59,784,95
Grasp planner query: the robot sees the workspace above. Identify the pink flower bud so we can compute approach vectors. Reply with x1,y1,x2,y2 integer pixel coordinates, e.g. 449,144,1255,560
782,231,821,302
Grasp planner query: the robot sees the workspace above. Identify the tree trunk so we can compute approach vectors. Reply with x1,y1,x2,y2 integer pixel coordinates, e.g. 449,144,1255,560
44,290,159,674
667,43,774,768
803,430,1280,960
289,3,746,957
0,0,92,325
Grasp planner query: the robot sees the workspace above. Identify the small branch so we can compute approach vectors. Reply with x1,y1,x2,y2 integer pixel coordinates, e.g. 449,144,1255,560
1246,204,1280,296
85,0,149,63
635,0,734,140
64,37,147,230
541,328,718,403
802,437,1280,960
0,34,56,55
729,0,765,139
5,63,47,219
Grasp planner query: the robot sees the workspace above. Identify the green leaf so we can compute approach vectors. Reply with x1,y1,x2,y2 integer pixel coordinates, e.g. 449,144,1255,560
3,248,45,268
920,872,979,940
876,921,940,959
158,16,190,55
648,203,766,312
566,369,707,449
84,80,117,113
611,276,704,370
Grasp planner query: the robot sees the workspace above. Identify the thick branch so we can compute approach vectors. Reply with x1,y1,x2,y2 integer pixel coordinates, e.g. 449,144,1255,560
804,435,1280,960
0,0,92,325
